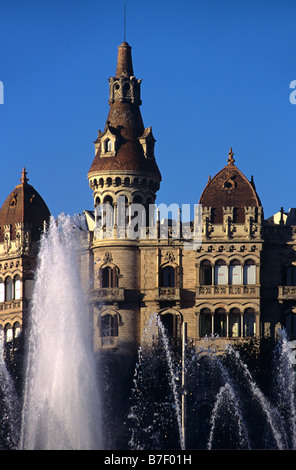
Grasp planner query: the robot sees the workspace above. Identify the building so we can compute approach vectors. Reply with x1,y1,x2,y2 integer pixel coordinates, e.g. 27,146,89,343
0,40,296,393
0,168,50,365
84,40,296,361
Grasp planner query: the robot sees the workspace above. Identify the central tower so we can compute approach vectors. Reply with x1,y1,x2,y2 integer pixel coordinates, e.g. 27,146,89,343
85,44,163,446
86,42,162,366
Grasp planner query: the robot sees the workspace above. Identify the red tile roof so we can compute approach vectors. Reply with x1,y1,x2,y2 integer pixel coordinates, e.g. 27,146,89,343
199,149,262,223
0,168,50,241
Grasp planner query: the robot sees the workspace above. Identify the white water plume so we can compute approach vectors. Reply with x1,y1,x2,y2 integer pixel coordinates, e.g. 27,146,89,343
20,214,102,450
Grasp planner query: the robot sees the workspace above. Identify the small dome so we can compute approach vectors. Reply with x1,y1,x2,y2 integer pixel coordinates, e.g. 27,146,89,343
199,149,262,223
0,168,50,241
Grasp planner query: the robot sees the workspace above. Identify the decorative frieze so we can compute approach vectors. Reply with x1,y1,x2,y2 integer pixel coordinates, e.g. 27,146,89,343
196,285,259,298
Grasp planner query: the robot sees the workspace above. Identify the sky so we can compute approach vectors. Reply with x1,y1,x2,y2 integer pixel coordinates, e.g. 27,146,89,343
0,0,295,219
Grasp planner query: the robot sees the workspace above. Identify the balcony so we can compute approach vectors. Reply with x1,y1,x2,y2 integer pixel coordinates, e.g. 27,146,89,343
91,287,125,303
278,286,296,302
0,300,22,312
196,285,260,298
155,287,181,301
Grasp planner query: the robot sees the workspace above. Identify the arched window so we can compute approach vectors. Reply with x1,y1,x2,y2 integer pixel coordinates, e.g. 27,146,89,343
101,266,118,288
4,324,13,343
102,195,114,226
200,308,212,337
214,308,227,337
243,260,256,285
100,314,118,337
0,279,4,303
229,259,242,285
105,139,112,152
160,313,174,337
5,277,13,301
13,322,21,349
244,308,256,337
229,308,241,337
159,312,180,342
160,265,176,288
200,260,212,285
285,265,296,286
214,260,227,285
14,275,21,300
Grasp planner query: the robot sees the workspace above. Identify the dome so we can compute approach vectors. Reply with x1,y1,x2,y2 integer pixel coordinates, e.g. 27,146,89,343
0,168,50,242
199,149,262,223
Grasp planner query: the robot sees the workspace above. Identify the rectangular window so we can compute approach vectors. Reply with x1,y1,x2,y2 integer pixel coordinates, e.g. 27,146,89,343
244,314,256,337
244,265,256,285
215,265,227,285
15,279,21,300
0,283,4,302
229,265,242,285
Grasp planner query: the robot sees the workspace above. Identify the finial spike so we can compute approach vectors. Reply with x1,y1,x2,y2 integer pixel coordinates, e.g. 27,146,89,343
124,1,126,42
20,167,29,184
227,147,235,165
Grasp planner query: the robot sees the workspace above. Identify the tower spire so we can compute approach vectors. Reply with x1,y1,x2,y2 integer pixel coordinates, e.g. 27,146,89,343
88,41,161,194
115,41,134,78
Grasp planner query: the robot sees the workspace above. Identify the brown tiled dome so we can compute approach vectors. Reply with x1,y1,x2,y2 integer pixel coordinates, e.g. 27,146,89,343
199,149,262,223
0,168,50,241
88,42,161,180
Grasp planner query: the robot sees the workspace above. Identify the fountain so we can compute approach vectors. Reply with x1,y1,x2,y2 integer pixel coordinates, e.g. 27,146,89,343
128,314,182,450
0,333,20,449
127,316,296,450
19,214,102,450
0,214,294,449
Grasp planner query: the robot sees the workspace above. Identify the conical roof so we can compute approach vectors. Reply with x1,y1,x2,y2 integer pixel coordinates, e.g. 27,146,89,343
0,168,50,241
88,42,161,180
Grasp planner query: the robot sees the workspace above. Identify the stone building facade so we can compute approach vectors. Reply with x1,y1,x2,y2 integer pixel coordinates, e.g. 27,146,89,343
85,41,296,363
0,40,296,371
0,168,50,361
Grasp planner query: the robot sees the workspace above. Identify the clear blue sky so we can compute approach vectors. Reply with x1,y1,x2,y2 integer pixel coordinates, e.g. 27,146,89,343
0,0,295,219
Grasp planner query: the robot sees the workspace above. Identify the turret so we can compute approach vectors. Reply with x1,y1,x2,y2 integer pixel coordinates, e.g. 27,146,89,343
87,42,161,221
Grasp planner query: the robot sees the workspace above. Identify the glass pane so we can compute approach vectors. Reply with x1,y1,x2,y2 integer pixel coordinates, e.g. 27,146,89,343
243,265,256,285
5,327,13,343
229,314,240,337
244,312,255,337
214,312,226,336
229,264,241,285
200,313,212,337
15,279,21,300
215,265,227,285
201,264,212,285
0,283,4,302
5,278,13,301
161,266,175,287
